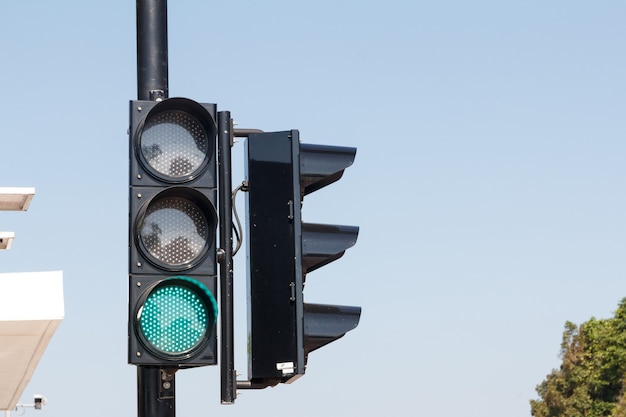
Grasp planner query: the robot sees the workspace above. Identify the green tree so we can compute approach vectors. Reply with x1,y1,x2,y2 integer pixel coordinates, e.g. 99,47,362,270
531,298,626,417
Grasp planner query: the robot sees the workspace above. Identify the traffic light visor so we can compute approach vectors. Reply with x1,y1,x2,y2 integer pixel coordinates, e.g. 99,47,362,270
136,276,218,359
136,187,217,271
135,98,216,183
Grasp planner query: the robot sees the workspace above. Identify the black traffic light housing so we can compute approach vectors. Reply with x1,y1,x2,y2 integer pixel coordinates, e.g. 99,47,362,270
128,98,219,367
245,130,360,385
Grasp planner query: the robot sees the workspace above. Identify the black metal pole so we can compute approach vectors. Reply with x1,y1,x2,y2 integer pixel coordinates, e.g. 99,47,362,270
218,111,236,404
137,368,176,417
136,0,168,100
136,1,174,416
229,128,275,392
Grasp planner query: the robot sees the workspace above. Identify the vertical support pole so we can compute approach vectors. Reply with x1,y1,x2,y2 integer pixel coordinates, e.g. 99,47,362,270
136,1,173,416
136,0,168,101
137,368,176,417
218,111,236,404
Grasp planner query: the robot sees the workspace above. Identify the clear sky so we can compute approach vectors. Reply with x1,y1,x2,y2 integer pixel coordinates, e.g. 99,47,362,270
1,1,625,416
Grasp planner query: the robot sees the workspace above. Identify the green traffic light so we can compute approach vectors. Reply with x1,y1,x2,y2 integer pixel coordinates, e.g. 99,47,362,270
138,276,217,358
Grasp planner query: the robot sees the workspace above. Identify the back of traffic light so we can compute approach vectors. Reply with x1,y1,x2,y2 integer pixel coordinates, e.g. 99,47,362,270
244,130,360,387
128,98,220,367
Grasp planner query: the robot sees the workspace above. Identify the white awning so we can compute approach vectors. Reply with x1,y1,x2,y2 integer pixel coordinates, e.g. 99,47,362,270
0,271,64,410
0,188,35,212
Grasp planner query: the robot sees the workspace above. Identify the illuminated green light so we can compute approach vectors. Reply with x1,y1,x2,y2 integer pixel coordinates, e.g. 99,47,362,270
138,277,217,357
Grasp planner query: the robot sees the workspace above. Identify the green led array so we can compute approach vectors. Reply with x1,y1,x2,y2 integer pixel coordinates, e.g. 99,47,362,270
139,284,209,355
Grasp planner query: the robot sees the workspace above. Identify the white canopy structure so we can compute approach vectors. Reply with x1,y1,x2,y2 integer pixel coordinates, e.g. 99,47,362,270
0,187,35,251
0,271,64,410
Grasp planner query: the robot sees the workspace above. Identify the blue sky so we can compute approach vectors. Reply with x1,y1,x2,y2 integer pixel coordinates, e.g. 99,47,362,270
1,1,626,416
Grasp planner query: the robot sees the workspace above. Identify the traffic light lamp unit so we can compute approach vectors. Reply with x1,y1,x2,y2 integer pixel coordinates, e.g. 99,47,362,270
245,130,361,387
128,98,219,367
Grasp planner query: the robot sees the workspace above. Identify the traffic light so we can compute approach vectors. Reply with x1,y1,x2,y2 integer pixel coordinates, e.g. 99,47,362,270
128,98,219,367
245,130,361,386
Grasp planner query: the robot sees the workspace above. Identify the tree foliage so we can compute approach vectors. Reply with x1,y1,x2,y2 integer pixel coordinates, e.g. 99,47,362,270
531,298,626,417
